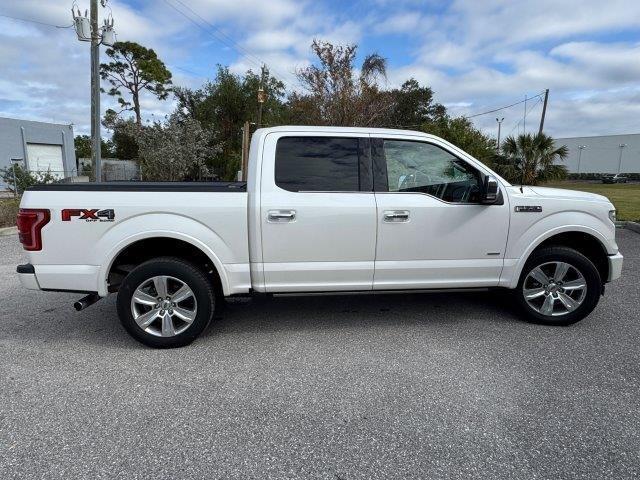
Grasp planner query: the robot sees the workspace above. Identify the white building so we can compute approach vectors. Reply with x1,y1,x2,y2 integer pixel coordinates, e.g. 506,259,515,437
555,133,640,174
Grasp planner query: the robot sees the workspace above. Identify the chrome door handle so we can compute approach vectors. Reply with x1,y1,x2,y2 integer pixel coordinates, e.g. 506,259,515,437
383,210,410,222
268,210,296,222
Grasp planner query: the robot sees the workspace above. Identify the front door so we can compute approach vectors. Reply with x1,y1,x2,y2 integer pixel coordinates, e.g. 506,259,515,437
372,135,510,289
259,132,377,292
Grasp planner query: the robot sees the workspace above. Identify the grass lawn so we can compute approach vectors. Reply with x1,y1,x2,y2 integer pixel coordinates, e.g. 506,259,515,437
0,196,20,228
543,181,640,222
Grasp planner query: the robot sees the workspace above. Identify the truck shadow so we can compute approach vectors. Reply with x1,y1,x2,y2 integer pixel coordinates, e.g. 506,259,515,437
202,289,521,338
4,287,522,349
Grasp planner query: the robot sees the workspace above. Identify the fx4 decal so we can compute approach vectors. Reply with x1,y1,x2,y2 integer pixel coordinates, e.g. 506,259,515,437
61,209,116,222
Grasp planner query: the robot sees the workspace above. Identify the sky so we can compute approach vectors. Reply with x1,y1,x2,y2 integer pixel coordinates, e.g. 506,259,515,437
0,0,639,140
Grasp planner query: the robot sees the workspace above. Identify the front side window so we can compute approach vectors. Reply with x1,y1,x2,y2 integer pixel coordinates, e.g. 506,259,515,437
383,140,482,203
275,137,361,192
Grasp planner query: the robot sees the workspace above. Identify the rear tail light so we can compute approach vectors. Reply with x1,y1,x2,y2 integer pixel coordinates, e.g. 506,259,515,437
16,209,50,251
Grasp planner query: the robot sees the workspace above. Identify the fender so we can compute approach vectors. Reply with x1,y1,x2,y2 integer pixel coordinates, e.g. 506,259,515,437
500,211,614,288
96,213,245,297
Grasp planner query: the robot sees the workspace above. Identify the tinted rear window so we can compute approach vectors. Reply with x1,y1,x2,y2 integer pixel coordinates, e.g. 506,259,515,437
275,137,360,192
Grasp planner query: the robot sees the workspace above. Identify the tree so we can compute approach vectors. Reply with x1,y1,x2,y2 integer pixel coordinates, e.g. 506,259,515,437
492,133,568,185
102,109,139,160
288,40,391,126
174,66,287,180
384,79,447,128
423,116,496,162
74,135,114,160
100,41,173,126
136,115,218,181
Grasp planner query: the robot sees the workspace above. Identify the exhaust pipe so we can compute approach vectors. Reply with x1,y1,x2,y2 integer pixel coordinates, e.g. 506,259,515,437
74,293,101,311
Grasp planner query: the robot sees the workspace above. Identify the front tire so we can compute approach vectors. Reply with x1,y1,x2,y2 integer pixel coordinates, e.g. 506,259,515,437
516,247,602,326
117,257,215,348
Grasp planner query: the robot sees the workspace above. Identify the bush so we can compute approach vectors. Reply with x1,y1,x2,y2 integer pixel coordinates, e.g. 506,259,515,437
0,164,57,194
0,197,20,228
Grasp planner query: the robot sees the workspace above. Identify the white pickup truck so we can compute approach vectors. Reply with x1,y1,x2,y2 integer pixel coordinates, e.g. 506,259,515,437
16,126,623,347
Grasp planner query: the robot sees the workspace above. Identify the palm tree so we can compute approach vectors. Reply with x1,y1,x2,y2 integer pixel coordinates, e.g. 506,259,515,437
493,133,569,185
290,40,389,126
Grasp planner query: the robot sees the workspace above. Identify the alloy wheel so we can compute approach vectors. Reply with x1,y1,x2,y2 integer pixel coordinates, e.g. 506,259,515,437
522,261,587,317
130,275,198,337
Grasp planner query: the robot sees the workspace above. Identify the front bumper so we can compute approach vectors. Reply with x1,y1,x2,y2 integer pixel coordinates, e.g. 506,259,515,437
17,264,41,290
607,253,623,282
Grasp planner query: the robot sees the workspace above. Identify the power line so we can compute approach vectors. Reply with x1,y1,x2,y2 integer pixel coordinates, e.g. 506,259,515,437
171,0,265,68
161,0,290,83
0,13,73,28
507,97,543,136
172,65,208,78
465,91,546,118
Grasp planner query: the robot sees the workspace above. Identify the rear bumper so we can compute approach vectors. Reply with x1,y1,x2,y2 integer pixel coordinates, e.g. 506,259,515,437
17,263,100,292
607,253,623,282
17,264,41,290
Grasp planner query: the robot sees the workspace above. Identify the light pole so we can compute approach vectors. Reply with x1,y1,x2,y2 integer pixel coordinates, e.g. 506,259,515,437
577,145,587,174
617,143,627,174
496,117,504,153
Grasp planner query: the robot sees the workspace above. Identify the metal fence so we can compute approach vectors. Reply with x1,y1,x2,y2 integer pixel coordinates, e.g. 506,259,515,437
77,158,141,182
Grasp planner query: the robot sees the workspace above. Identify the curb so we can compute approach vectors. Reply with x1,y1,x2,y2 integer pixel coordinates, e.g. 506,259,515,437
626,222,640,235
0,226,17,236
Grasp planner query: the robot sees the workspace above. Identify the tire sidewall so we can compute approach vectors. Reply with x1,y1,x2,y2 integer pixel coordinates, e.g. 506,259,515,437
117,258,214,348
516,247,601,325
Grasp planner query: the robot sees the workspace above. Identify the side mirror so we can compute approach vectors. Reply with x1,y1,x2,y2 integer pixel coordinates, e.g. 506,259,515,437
482,175,499,204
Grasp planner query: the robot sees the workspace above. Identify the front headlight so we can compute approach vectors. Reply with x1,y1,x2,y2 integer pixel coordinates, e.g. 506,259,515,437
609,209,617,223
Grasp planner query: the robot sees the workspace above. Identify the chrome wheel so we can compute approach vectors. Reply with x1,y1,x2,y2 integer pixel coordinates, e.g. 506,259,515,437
523,261,587,317
130,275,198,337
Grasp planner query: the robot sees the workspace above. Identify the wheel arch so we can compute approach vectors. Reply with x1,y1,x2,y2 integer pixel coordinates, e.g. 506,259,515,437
503,227,611,289
100,232,229,297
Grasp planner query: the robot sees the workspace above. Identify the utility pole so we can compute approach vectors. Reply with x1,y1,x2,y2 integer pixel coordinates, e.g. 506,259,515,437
257,64,266,128
90,0,101,182
73,1,116,183
538,88,549,135
241,121,250,181
496,117,504,153
617,143,627,174
577,145,587,174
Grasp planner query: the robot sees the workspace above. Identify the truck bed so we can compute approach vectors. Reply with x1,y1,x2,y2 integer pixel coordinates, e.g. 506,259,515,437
19,183,250,296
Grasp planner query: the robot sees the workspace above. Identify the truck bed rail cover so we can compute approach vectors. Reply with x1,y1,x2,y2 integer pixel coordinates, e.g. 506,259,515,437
26,182,247,192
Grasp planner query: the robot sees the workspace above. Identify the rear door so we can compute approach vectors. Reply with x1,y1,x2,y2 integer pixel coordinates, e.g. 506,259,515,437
259,132,376,292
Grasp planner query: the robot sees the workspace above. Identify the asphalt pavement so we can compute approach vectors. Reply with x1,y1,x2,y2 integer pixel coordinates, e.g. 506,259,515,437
1,230,639,479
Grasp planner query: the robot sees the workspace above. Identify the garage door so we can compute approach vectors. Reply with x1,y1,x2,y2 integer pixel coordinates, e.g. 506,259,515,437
26,144,64,179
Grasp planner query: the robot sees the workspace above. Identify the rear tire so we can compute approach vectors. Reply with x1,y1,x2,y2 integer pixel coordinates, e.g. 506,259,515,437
116,257,215,348
516,246,601,326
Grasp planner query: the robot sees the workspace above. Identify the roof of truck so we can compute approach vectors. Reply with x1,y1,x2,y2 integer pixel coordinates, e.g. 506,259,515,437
255,125,435,138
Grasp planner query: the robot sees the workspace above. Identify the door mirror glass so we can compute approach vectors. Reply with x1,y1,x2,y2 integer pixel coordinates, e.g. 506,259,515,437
482,175,499,204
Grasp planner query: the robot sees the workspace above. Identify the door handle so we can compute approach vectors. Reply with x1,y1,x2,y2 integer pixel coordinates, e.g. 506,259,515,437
268,209,296,222
383,210,410,222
